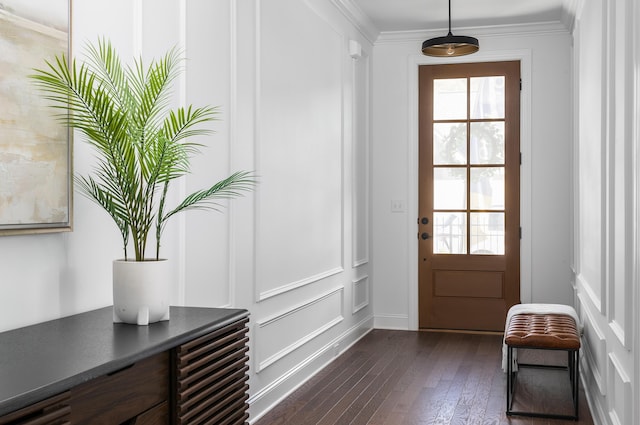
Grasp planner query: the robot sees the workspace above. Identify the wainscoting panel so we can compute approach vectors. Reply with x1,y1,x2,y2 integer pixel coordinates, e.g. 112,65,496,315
254,287,344,372
576,0,607,315
572,1,639,423
607,0,634,351
258,267,343,301
248,315,373,422
352,275,369,314
255,0,345,300
182,0,234,308
607,352,632,425
579,293,607,396
352,53,370,268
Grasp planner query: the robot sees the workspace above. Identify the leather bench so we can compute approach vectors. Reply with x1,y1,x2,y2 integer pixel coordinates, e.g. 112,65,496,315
505,311,580,420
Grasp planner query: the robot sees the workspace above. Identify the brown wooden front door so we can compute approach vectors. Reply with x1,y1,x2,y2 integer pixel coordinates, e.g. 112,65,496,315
418,61,521,331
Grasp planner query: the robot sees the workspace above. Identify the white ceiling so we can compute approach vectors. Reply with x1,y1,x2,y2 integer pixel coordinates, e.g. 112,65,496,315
350,0,573,33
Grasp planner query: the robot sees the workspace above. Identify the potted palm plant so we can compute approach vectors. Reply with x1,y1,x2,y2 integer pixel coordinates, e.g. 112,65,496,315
31,39,255,325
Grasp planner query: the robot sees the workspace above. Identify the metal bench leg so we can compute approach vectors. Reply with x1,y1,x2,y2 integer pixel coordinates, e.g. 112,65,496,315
506,347,579,421
573,349,579,419
506,346,512,413
506,346,518,414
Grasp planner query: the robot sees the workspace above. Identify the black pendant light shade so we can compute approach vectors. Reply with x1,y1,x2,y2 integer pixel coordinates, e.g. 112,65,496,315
422,0,479,57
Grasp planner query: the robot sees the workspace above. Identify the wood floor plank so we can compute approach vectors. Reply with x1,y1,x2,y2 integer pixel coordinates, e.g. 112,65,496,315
257,350,370,425
338,352,416,424
253,330,595,425
338,333,424,425
300,357,379,424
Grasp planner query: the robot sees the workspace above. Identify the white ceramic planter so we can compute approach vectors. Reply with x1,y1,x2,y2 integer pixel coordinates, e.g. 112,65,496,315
112,259,171,325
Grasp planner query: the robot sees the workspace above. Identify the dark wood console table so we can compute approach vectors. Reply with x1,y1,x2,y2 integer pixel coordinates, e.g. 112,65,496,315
0,306,250,424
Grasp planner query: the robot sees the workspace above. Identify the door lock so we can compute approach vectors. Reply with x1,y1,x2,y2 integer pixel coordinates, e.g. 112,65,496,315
421,217,429,225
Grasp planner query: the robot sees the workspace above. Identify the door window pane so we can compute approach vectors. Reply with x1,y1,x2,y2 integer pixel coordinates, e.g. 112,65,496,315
470,167,504,210
434,212,466,254
434,123,466,165
470,122,504,164
470,213,504,255
434,78,467,120
470,76,505,119
434,168,467,210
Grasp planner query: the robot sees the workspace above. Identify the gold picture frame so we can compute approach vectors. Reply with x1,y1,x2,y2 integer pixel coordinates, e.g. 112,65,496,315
0,0,72,235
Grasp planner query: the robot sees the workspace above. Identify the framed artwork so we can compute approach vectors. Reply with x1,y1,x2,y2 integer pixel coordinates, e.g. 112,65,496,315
0,0,72,235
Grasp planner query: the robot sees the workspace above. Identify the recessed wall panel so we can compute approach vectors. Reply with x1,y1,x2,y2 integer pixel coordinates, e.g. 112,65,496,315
579,293,607,395
352,55,370,267
352,275,369,314
577,0,605,311
609,0,632,348
607,353,631,425
257,0,343,298
254,288,343,372
183,0,233,307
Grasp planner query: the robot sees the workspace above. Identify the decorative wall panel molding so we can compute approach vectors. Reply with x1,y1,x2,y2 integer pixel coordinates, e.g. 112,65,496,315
576,0,607,315
577,273,604,314
255,0,345,300
606,0,635,352
352,275,369,314
182,0,235,308
352,53,370,268
608,320,625,348
254,287,344,372
578,292,607,396
248,315,372,418
607,352,632,425
258,267,343,301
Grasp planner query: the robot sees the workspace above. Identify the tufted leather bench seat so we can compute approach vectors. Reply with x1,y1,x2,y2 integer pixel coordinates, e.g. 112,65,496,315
505,313,580,350
505,311,580,420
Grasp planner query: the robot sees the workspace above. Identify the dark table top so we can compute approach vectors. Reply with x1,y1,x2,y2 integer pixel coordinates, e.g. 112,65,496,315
0,306,249,416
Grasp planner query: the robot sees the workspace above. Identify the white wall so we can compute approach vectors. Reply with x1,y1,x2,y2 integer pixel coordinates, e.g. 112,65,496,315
572,0,639,423
0,0,374,422
237,0,374,419
370,26,574,330
0,0,136,333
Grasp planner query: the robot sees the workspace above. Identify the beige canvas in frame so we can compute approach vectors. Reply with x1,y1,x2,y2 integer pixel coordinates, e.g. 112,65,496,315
0,0,72,235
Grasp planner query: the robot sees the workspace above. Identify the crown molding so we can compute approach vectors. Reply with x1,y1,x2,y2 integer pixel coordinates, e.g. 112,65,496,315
376,21,570,45
561,0,580,33
331,0,379,44
331,0,575,46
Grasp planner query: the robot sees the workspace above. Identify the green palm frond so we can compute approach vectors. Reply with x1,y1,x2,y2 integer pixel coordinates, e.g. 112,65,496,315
155,171,257,257
165,171,257,219
31,39,256,261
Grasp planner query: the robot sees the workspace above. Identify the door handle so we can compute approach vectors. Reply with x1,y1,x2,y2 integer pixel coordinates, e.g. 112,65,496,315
421,232,430,240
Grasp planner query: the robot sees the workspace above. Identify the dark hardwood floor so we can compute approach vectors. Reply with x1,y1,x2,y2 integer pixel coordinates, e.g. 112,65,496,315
254,329,594,425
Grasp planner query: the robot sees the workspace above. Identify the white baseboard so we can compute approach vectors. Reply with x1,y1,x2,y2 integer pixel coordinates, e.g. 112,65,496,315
373,313,409,330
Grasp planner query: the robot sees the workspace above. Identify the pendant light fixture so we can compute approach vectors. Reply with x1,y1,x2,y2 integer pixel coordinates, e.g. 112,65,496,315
422,0,479,57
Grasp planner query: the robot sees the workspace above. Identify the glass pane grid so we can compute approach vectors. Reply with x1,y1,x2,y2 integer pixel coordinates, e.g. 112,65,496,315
470,213,505,255
432,209,505,256
470,167,504,210
433,122,467,165
433,212,466,254
434,168,467,210
433,78,467,121
470,76,505,119
431,75,507,257
470,121,505,165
